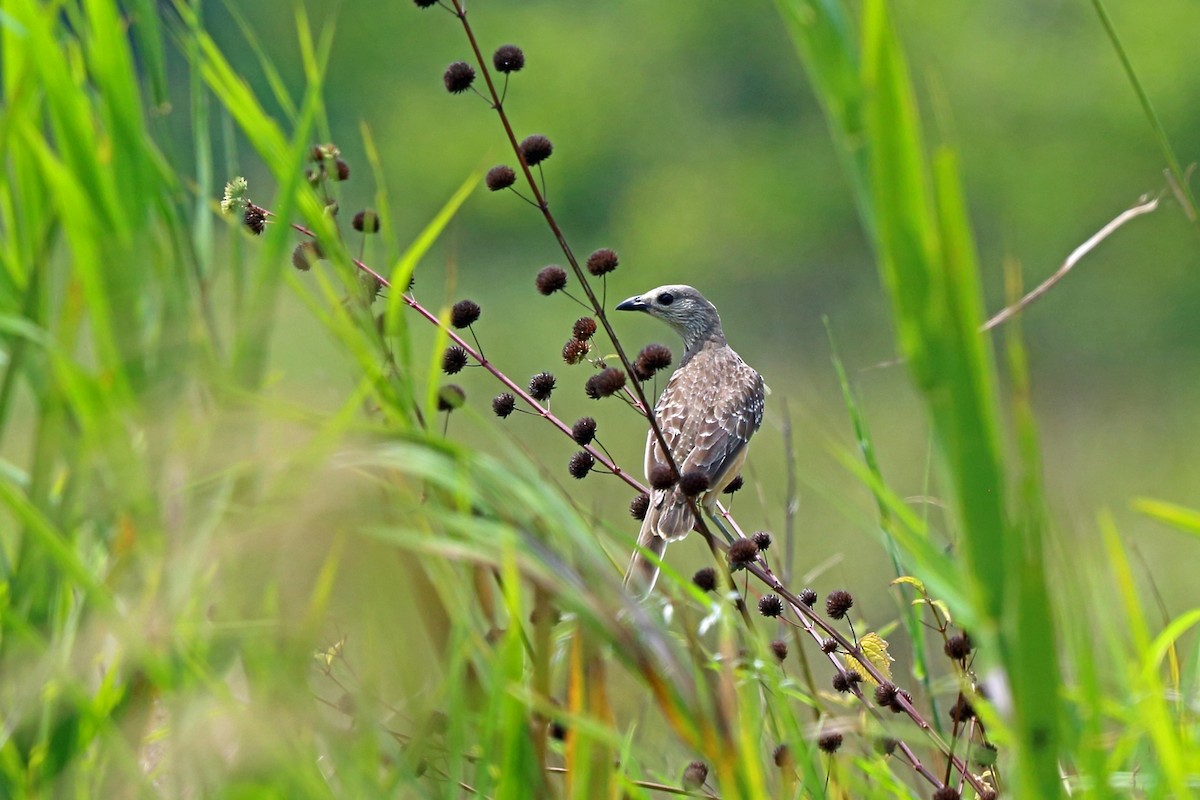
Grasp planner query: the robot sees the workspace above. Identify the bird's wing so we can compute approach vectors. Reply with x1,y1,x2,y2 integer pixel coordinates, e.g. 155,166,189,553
682,359,765,487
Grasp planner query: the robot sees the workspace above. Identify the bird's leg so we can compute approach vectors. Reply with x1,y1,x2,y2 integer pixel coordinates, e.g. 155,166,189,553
702,495,737,544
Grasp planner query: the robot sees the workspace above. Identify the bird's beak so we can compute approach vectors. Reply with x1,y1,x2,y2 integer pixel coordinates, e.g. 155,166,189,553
616,295,647,312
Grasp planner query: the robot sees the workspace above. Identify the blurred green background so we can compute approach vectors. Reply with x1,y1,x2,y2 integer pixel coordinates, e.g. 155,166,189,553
168,0,1198,628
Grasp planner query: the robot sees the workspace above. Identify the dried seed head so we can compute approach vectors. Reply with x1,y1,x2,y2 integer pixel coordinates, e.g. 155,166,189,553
817,732,843,754
820,638,839,654
442,345,469,375
243,204,266,234
758,594,783,618
635,343,673,377
352,209,380,233
585,247,618,276
584,367,626,399
825,590,854,620
528,371,556,401
492,393,516,418
492,44,525,73
413,0,438,8
451,299,481,329
728,538,759,570
486,165,516,191
846,669,863,686
769,639,788,661
874,683,899,708
519,134,553,166
944,633,972,661
572,317,598,340
562,338,590,365
679,469,710,497
932,787,961,800
291,241,322,271
568,451,594,480
648,464,678,490
571,417,597,445
772,744,793,768
630,493,650,520
681,761,708,791
443,61,476,94
799,588,817,607
437,384,465,411
949,697,975,723
536,265,568,295
832,672,851,693
692,567,717,592
723,475,744,495
752,531,772,551
334,159,350,181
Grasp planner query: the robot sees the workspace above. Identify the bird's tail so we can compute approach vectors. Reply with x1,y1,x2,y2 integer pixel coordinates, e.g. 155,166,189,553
623,520,670,599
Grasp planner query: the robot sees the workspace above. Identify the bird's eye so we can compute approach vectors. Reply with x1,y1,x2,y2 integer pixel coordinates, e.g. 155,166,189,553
657,292,674,306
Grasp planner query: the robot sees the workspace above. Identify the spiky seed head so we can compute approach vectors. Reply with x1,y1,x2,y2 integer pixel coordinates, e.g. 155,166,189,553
681,760,708,790
352,209,380,233
825,590,854,620
334,159,350,181
752,531,772,551
630,493,650,520
949,697,975,723
874,683,899,708
520,134,553,166
572,317,598,340
437,384,465,411
562,338,590,365
723,475,744,495
585,247,618,276
243,204,266,234
486,165,516,191
772,744,793,768
492,393,516,418
832,672,851,693
571,417,596,445
442,346,468,374
820,638,838,654
291,241,322,271
636,343,673,374
528,372,556,401
758,594,783,617
728,538,759,570
818,732,843,754
568,451,594,480
944,633,972,661
443,61,476,94
536,265,568,295
846,669,863,686
584,367,626,399
692,567,717,592
451,299,481,329
799,588,817,607
648,464,678,490
932,787,961,800
492,44,525,73
679,469,710,497
770,639,788,661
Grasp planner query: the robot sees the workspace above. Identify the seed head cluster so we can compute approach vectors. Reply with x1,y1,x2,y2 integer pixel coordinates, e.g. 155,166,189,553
752,531,772,551
949,696,975,723
352,209,380,233
492,44,525,73
634,344,672,381
772,744,792,768
451,299,481,328
770,639,788,661
629,493,650,519
723,475,744,495
486,165,516,191
520,134,553,166
442,346,468,375
584,367,626,399
825,590,854,620
679,469,710,497
681,761,708,791
562,338,590,365
944,633,972,661
817,732,843,754
821,637,839,654
437,384,465,412
573,317,598,340
799,588,817,607
492,393,516,418
443,61,476,94
536,265,568,295
243,204,266,234
648,464,678,490
758,594,783,617
568,451,594,479
528,372,556,401
585,247,618,276
727,538,759,570
571,417,597,446
692,567,717,592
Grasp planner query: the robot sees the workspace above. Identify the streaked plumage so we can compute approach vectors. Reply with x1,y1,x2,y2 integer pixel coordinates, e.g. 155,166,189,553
616,285,765,595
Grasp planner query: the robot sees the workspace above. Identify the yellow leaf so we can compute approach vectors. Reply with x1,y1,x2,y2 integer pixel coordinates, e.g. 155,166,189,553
891,575,926,594
855,632,895,687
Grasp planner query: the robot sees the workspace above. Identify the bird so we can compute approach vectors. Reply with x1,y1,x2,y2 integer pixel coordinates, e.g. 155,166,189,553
615,284,765,595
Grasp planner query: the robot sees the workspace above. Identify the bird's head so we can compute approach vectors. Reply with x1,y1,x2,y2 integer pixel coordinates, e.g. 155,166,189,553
616,284,725,351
